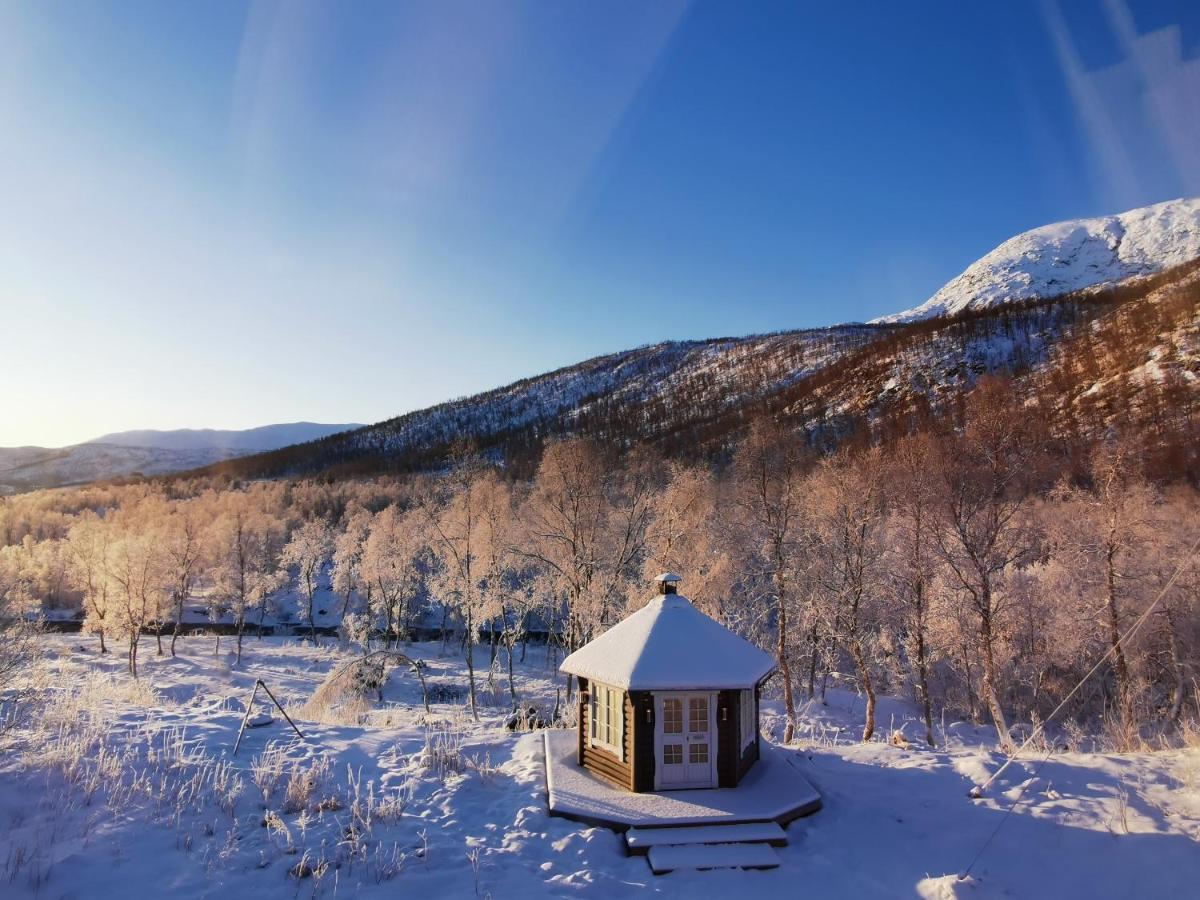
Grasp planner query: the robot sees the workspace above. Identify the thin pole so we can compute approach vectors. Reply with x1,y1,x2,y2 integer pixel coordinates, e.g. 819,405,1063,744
257,679,306,742
231,681,261,756
970,530,1200,799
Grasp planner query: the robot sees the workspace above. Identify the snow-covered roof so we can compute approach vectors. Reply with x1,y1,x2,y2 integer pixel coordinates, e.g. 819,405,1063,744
560,593,776,690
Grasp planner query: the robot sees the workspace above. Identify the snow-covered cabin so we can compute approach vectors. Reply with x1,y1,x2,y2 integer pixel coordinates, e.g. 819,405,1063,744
560,573,775,792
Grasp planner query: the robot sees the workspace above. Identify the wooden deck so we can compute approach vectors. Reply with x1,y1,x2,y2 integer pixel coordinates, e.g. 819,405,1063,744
543,729,821,831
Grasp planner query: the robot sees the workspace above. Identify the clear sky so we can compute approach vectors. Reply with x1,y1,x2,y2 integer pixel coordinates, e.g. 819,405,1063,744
2,1,1198,447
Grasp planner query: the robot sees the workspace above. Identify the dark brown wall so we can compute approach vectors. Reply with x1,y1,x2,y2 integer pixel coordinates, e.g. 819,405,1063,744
716,690,739,788
576,677,634,791
629,691,655,792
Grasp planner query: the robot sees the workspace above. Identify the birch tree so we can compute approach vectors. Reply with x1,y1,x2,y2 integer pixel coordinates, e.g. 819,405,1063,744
281,519,333,642
934,379,1042,752
886,433,942,746
731,418,807,744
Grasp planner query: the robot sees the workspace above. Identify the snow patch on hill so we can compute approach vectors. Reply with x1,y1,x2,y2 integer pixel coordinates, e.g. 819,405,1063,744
875,197,1200,324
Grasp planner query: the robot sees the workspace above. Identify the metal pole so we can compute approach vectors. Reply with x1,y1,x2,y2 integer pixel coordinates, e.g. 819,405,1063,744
231,681,261,756
257,679,306,742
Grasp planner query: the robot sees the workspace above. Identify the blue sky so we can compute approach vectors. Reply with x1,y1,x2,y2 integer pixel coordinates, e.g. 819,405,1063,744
2,1,1198,446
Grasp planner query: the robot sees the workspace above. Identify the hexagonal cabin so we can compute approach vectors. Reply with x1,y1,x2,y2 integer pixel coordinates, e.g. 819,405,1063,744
560,573,776,792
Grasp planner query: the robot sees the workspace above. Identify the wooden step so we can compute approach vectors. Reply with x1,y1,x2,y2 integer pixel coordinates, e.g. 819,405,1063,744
647,842,781,875
625,821,787,854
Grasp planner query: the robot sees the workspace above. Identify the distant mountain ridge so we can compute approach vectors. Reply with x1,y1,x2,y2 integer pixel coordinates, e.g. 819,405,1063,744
873,197,1200,323
0,422,361,493
85,422,363,452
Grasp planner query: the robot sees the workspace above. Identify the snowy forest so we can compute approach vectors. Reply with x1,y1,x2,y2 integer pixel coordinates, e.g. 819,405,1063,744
3,375,1198,754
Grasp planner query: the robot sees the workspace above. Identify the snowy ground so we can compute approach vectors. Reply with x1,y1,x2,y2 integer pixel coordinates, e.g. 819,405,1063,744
1,636,1198,899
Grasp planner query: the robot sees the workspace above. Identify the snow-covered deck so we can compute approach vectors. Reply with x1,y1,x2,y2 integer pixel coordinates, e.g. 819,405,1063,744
543,730,821,830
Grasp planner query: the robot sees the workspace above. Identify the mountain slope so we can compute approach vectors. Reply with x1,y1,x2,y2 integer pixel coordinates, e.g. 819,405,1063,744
874,197,1200,323
193,270,1199,484
191,326,883,480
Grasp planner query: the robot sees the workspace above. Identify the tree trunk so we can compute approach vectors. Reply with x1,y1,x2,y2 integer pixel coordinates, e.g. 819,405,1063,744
236,618,245,666
978,600,1013,752
848,640,876,742
1165,608,1186,723
171,597,184,658
306,577,317,643
1104,543,1133,734
97,629,107,654
806,619,820,699
775,572,797,744
465,608,479,721
914,625,935,747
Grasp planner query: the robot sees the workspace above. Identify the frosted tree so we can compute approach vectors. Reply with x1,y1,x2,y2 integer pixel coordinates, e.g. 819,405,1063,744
731,418,807,744
361,505,426,647
808,446,888,742
162,498,205,657
208,497,284,664
107,524,168,678
420,451,489,719
519,439,652,695
280,518,333,642
66,512,114,654
1143,488,1199,723
641,463,736,623
331,505,372,636
885,433,943,746
1050,440,1158,740
0,547,39,726
934,379,1042,752
475,473,528,705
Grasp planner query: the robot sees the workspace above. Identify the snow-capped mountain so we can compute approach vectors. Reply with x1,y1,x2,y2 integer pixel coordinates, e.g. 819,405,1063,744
0,422,361,493
874,197,1200,324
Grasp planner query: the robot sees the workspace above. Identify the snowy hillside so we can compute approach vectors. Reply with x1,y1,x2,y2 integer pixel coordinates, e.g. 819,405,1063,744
195,326,882,480
875,197,1200,323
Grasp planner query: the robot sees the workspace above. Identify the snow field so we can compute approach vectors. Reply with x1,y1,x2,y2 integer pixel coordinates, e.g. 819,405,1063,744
1,635,1198,898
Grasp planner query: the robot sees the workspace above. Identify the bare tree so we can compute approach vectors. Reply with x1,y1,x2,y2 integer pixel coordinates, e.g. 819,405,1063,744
65,512,113,654
519,439,651,696
934,379,1042,752
163,498,205,657
107,523,167,678
1050,440,1157,740
209,497,283,664
809,447,888,742
331,504,372,636
731,418,807,744
281,518,333,643
361,505,426,647
420,450,489,720
886,433,942,746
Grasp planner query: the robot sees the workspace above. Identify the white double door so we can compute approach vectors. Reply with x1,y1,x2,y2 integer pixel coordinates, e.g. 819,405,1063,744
654,691,717,789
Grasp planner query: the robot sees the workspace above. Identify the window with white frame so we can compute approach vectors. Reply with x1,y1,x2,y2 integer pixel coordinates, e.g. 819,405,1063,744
589,683,624,758
740,688,756,751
